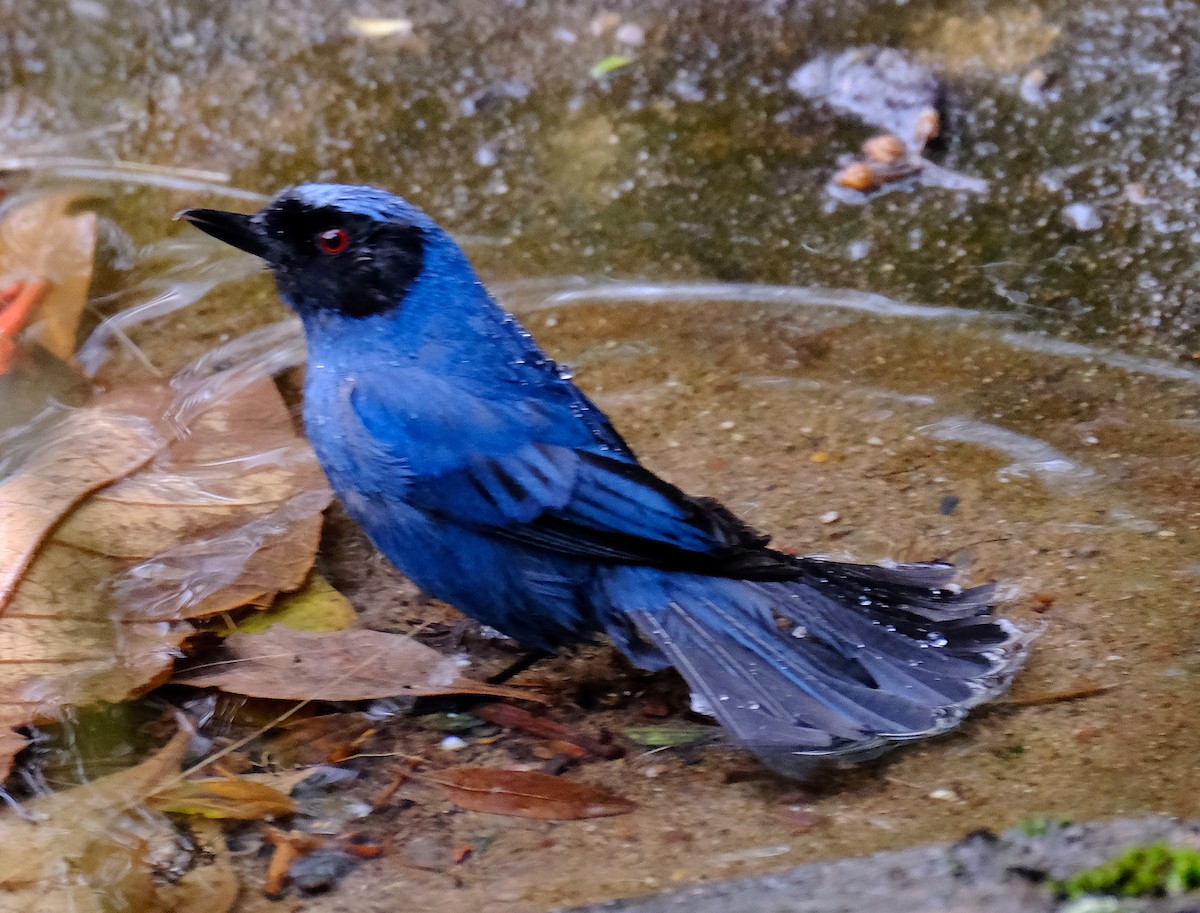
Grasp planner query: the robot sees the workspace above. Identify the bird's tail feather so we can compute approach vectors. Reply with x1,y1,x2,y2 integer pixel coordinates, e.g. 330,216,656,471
602,559,1031,776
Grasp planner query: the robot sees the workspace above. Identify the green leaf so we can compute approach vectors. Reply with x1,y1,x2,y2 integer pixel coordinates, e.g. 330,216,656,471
236,572,356,633
591,55,631,78
622,722,719,748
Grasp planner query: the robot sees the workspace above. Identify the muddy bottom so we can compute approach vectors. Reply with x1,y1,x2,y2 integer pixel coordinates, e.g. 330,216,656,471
162,281,1197,913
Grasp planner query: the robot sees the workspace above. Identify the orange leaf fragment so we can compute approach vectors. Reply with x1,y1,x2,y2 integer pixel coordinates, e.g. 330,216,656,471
0,192,98,361
427,767,635,820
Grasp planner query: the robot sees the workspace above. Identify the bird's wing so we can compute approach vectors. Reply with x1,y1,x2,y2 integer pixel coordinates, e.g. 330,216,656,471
347,370,775,570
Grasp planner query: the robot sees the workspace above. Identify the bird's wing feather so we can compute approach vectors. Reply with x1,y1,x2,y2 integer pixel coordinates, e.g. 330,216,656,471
347,369,771,568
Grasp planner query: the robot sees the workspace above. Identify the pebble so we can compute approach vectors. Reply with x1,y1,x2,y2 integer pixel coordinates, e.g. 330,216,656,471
290,850,356,894
863,133,907,163
615,23,645,46
1062,202,1103,231
819,510,840,524
439,735,468,751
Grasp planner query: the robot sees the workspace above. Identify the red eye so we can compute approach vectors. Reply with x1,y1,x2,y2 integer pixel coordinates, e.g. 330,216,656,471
317,228,349,254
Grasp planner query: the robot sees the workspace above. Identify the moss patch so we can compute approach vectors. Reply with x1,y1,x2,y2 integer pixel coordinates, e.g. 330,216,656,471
1057,844,1200,899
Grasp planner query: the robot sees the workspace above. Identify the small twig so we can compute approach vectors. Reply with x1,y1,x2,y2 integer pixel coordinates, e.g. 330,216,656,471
371,769,410,809
993,682,1114,708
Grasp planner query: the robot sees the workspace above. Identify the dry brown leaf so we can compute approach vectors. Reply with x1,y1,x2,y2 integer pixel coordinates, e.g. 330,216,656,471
0,191,97,360
427,767,636,820
263,712,378,768
475,703,625,759
0,389,168,612
0,375,331,778
173,627,540,702
149,776,299,820
0,729,189,913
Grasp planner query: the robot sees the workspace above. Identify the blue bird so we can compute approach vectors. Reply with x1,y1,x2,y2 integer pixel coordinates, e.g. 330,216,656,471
184,184,1029,776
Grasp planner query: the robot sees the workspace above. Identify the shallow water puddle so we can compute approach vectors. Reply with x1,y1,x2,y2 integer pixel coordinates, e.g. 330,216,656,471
221,282,1196,912
6,0,1200,905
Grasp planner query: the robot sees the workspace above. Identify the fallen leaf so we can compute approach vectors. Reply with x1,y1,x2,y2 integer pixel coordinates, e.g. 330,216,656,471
0,191,97,361
0,730,190,913
235,572,357,633
476,703,625,759
591,54,632,78
173,627,540,702
622,722,722,748
0,389,167,613
149,776,299,819
427,767,635,820
0,373,331,778
264,713,378,768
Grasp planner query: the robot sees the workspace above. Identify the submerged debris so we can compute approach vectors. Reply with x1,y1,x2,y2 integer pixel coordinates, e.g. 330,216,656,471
791,47,987,201
789,47,942,148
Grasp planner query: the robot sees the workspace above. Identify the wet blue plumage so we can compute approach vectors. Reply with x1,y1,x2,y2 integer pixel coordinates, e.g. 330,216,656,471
184,183,1030,776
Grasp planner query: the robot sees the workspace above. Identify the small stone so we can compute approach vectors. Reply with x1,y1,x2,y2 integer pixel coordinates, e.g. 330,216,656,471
862,133,907,163
615,23,645,46
866,436,884,446
819,510,840,524
847,239,873,260
810,451,830,464
928,788,959,801
439,735,468,751
1062,202,1103,231
290,850,356,894
589,12,621,36
835,162,880,192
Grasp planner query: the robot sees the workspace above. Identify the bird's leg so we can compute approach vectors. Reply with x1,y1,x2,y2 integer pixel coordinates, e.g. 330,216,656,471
486,649,552,684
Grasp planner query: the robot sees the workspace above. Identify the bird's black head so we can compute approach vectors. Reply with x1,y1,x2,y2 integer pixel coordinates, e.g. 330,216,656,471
183,184,428,319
